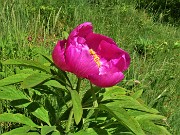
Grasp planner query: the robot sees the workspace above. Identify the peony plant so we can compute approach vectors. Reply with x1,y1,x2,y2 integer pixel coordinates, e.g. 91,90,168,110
0,22,171,135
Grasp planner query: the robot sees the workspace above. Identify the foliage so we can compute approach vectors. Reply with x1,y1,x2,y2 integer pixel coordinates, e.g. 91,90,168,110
136,0,180,25
0,0,179,134
0,56,171,134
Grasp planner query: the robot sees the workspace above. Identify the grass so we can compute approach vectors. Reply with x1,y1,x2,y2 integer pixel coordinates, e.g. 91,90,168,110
0,0,180,134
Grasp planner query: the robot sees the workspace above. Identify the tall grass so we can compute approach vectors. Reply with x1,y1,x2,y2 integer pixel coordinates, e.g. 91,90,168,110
0,0,179,134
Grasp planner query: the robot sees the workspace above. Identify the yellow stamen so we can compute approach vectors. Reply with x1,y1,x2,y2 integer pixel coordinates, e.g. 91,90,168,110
89,49,101,67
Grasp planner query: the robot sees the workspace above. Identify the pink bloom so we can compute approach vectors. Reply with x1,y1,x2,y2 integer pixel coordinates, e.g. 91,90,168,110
52,22,130,87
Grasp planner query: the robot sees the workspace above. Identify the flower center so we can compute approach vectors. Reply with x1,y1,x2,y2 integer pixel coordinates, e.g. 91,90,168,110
89,49,101,67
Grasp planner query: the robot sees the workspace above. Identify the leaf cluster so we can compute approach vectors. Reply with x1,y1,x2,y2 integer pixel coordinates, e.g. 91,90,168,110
0,55,171,134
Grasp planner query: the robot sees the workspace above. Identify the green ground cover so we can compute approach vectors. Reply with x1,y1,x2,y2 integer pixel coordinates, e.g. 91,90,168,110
0,0,179,134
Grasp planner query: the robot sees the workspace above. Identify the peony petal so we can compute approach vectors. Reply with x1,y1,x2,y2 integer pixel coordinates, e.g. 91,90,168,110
122,53,131,71
112,57,126,71
86,33,117,51
98,40,123,59
99,57,126,75
98,40,131,71
52,40,70,71
68,22,93,44
88,72,124,87
65,45,99,78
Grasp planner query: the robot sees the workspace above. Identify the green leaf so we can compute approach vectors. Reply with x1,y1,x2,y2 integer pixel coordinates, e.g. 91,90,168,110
0,86,28,100
0,113,38,127
138,120,171,135
51,131,61,135
41,125,56,135
26,132,40,135
82,86,101,104
16,69,39,74
10,99,31,108
21,73,52,89
126,109,156,118
62,31,69,39
0,73,30,87
70,90,83,125
103,86,127,100
173,41,180,49
32,106,51,126
99,104,145,135
136,114,165,121
3,132,40,135
21,132,40,135
43,80,66,89
2,59,51,74
131,89,143,99
40,54,54,65
73,128,110,135
157,125,172,135
102,95,158,114
2,126,33,135
3,133,38,135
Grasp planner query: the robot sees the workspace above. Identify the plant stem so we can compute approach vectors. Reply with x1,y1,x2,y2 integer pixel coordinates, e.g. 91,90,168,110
76,78,82,93
65,108,74,133
90,83,98,108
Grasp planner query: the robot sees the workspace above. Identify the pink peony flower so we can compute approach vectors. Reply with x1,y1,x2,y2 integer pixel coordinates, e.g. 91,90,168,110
52,22,130,87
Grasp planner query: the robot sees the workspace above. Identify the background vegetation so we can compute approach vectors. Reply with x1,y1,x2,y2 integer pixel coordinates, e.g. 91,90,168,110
0,0,179,134
136,0,180,25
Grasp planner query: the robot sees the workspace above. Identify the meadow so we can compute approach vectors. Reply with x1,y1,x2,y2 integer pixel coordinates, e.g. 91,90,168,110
0,0,179,134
